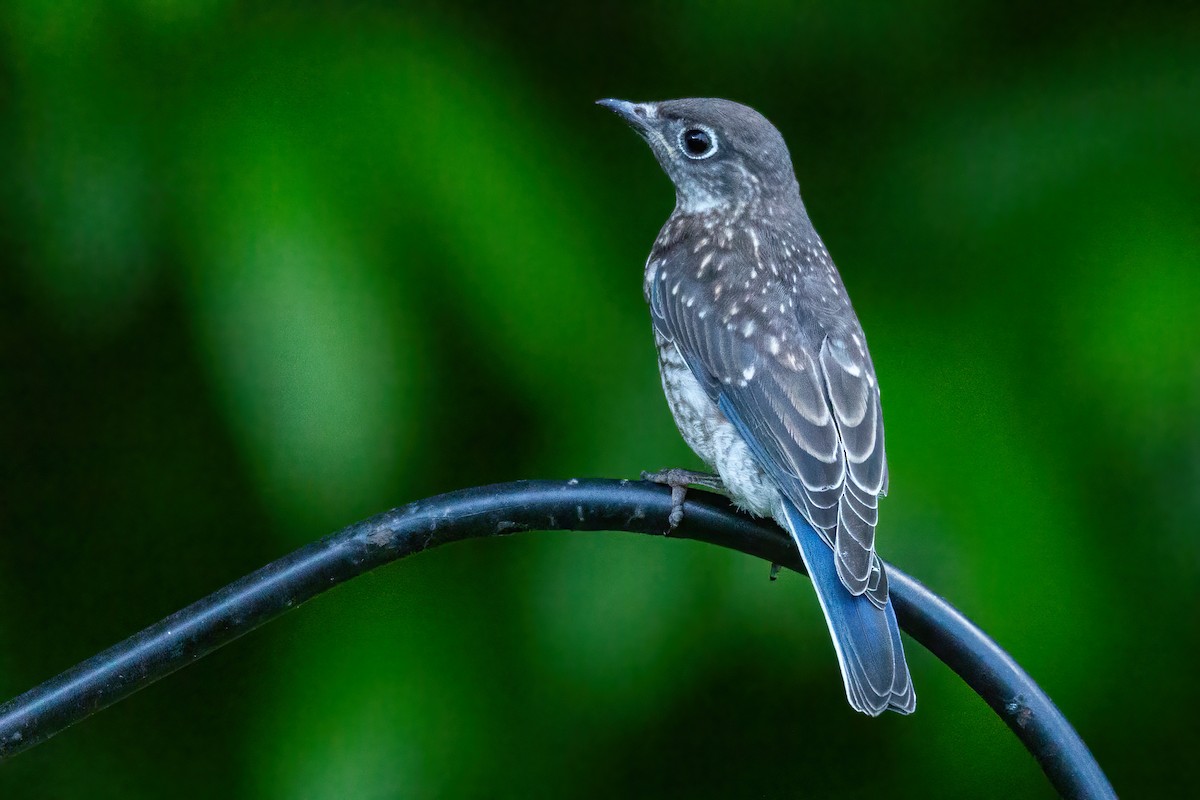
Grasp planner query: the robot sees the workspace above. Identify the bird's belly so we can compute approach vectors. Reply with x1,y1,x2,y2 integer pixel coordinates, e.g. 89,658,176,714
656,334,781,518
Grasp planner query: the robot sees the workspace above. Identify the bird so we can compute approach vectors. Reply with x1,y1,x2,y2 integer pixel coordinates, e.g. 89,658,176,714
598,97,914,716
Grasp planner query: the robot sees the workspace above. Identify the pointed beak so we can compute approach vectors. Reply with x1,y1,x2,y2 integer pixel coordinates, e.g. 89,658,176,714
596,98,655,132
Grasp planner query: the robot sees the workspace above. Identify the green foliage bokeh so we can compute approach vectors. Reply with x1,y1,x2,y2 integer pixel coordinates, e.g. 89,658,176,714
2,2,1197,797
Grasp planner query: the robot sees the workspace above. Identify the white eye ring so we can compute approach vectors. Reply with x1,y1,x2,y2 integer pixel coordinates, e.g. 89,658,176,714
678,125,718,160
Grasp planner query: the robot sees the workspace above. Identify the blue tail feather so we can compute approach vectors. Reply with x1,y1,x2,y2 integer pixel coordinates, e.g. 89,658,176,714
782,499,915,716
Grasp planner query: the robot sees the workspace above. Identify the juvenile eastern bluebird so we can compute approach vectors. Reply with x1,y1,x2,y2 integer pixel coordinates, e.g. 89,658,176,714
599,97,914,716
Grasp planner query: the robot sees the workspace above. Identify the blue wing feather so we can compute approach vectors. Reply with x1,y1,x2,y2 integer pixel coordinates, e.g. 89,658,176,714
782,500,915,715
719,395,915,715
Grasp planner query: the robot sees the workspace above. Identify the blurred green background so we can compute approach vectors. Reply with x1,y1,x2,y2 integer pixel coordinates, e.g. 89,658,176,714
1,1,1196,797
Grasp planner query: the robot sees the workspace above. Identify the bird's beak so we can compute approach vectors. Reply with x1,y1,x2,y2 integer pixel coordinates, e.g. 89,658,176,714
596,98,656,133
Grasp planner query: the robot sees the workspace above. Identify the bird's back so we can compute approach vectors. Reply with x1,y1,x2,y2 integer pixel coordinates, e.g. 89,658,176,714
647,201,890,606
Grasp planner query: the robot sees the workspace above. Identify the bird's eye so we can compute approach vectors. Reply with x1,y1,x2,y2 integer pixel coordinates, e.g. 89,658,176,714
679,127,717,159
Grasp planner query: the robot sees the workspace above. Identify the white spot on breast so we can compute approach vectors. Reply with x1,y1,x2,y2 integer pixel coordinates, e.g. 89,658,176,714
742,320,756,337
743,365,756,380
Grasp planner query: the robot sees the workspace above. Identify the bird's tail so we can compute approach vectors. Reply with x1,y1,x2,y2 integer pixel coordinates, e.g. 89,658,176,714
780,498,915,716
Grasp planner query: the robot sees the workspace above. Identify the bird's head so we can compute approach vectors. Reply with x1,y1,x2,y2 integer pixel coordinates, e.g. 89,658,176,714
598,97,799,215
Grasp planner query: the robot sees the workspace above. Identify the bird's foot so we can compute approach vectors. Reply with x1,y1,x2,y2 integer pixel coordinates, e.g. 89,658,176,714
640,468,725,531
769,562,782,581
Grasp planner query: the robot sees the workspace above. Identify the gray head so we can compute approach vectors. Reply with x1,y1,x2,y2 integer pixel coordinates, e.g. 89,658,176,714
598,97,800,214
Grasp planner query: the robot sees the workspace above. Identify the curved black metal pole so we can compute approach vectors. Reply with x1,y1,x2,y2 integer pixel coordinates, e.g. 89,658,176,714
0,479,1115,798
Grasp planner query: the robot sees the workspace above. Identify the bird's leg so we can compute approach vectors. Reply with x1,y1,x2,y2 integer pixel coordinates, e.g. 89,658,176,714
769,562,782,581
640,468,725,530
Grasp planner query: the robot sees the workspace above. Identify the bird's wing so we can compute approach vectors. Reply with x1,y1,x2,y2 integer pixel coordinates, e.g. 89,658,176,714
648,250,889,606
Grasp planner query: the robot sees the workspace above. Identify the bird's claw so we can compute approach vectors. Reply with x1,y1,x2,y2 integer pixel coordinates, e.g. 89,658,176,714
641,468,724,531
667,495,685,529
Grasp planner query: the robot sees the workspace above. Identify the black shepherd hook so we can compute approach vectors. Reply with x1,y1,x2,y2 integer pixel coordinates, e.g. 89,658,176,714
0,479,1115,798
